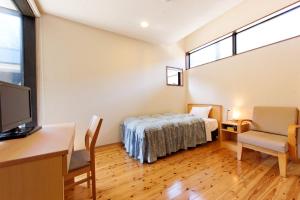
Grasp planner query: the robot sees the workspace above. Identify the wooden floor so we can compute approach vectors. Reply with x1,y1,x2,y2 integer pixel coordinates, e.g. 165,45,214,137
65,141,300,200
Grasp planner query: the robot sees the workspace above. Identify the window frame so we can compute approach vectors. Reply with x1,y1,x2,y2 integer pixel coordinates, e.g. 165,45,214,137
186,1,300,69
166,66,183,87
22,14,37,128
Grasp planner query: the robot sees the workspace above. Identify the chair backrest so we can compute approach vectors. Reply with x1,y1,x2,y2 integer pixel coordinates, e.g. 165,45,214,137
85,115,103,159
251,106,298,136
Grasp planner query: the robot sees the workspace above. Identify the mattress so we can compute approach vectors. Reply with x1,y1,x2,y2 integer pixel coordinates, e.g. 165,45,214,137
203,118,218,141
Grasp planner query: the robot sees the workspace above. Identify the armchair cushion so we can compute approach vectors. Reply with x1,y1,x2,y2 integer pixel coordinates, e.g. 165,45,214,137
251,106,298,136
238,130,288,153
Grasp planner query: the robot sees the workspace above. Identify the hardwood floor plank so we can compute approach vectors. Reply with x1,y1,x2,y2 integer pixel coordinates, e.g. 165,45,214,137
65,141,300,200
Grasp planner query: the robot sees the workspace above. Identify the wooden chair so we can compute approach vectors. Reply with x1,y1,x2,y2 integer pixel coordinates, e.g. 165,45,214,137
65,115,103,200
237,106,299,177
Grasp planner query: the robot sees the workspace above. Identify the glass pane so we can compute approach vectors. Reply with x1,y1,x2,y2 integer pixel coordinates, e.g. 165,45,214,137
167,75,178,85
0,6,22,85
190,36,232,68
0,0,18,10
237,6,300,53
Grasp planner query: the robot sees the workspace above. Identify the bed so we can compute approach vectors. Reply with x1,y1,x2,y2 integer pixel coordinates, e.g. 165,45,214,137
121,104,222,163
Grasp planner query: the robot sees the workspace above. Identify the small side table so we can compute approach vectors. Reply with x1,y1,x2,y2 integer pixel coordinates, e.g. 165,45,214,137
220,120,250,152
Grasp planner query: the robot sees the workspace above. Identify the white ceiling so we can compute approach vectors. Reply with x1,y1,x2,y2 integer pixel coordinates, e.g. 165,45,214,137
36,0,242,44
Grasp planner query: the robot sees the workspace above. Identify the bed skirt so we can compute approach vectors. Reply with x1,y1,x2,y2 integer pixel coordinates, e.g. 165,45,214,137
121,114,206,163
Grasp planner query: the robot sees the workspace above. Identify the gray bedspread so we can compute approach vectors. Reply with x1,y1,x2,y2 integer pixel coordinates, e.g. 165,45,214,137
121,113,206,163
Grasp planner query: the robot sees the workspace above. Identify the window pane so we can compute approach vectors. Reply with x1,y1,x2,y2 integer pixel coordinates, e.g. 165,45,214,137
190,36,232,68
237,6,300,53
0,5,23,85
167,75,178,85
0,0,18,11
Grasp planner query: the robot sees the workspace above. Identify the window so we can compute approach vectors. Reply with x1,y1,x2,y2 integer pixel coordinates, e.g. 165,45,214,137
186,2,300,69
0,0,38,127
166,66,183,86
189,34,233,68
236,4,300,53
0,2,22,85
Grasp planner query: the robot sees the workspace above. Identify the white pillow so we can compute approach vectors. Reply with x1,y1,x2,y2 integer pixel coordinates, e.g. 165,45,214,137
190,106,212,118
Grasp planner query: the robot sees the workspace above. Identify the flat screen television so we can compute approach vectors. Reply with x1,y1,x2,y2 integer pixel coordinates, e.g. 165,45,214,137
0,81,32,133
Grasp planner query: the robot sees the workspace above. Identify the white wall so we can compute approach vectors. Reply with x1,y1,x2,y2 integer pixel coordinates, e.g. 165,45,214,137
37,15,186,149
183,0,300,119
38,0,300,149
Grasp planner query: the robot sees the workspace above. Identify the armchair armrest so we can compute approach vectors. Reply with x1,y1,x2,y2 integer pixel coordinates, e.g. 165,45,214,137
237,119,253,126
237,119,252,133
288,124,300,161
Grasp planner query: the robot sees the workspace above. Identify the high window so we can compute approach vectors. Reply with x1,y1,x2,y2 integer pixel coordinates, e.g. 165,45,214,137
189,34,233,68
236,3,300,53
187,2,300,69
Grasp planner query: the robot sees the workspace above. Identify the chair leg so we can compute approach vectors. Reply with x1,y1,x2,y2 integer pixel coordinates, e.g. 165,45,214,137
87,172,90,188
237,142,243,161
64,177,75,191
278,153,287,177
91,167,96,200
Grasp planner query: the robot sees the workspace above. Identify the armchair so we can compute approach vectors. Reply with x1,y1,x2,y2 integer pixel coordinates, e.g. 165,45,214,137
237,106,299,177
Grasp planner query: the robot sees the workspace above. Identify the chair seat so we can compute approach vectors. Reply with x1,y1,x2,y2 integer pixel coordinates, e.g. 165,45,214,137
69,149,90,171
238,130,288,153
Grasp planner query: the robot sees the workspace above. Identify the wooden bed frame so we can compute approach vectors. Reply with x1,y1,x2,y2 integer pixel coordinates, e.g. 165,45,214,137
187,104,223,136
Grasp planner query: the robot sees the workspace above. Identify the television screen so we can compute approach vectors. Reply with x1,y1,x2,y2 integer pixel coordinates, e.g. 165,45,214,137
0,82,32,132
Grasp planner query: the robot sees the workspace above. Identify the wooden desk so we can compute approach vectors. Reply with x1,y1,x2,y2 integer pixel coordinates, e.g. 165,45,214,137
0,123,75,200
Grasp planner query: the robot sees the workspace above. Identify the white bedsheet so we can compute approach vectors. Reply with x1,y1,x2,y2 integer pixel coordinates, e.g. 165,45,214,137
202,118,218,141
